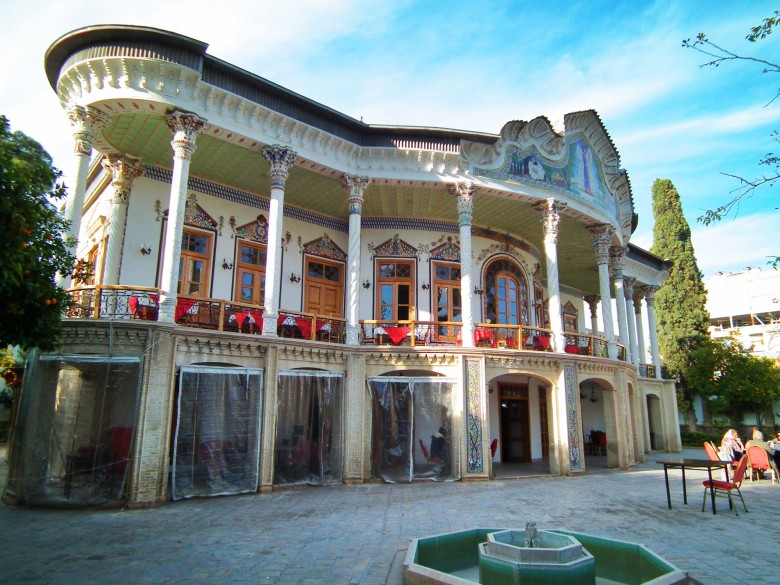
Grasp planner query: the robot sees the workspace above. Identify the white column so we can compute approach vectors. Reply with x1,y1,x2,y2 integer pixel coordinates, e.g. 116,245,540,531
59,106,109,287
261,145,299,336
623,277,639,368
644,286,663,379
584,295,600,336
449,182,476,348
101,155,144,285
539,199,567,352
634,291,647,371
589,225,617,358
610,246,630,362
158,111,207,323
342,174,370,346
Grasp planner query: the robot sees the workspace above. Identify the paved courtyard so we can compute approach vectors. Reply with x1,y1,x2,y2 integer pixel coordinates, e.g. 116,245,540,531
0,447,777,585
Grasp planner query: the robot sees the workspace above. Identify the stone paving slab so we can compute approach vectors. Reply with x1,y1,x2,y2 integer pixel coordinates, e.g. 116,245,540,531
1,449,778,584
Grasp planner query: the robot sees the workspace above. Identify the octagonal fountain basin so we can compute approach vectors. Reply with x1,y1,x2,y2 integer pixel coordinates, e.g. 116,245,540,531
403,527,688,585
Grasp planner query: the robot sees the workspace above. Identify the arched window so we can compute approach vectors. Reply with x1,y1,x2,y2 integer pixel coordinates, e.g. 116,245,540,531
483,259,529,326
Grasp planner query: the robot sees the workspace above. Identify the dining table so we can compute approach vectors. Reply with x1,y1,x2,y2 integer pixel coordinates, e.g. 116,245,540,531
657,458,731,514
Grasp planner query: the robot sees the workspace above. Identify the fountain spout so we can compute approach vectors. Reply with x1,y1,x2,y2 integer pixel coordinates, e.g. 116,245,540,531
524,521,539,548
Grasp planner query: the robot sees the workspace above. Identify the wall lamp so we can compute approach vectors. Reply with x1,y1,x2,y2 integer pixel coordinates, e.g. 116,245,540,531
474,286,484,295
222,259,234,270
140,244,152,256
290,272,301,283
362,279,371,289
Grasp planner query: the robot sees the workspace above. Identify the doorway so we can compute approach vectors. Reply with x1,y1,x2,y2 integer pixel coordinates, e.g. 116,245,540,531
499,383,530,463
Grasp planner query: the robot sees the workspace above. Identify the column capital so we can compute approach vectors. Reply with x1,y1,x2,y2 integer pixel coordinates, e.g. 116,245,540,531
537,198,567,244
633,292,644,313
67,105,109,155
102,155,144,203
448,182,476,226
341,174,370,214
642,285,658,305
623,276,636,298
262,145,298,189
588,224,615,265
166,110,207,159
583,294,600,317
609,245,628,279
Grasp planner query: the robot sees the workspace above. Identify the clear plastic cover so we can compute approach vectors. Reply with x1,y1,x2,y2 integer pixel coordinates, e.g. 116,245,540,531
4,353,141,507
369,378,457,483
171,366,263,500
274,371,343,485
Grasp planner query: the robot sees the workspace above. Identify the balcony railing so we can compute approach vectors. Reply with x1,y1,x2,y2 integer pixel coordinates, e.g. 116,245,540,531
64,286,347,344
63,286,626,360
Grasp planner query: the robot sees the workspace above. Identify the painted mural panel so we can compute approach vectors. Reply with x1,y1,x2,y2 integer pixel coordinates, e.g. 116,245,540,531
473,141,617,219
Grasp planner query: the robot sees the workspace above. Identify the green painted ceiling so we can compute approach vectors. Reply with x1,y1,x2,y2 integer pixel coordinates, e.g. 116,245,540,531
102,113,601,293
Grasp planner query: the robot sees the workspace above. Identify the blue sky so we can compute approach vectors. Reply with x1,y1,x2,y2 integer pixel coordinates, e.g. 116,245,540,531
1,0,777,278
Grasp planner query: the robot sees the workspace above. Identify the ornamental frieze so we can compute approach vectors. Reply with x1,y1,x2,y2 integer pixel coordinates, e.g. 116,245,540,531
369,234,418,258
300,234,347,262
231,214,269,243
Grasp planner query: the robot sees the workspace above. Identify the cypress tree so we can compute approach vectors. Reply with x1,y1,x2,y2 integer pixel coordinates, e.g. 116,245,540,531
649,179,710,429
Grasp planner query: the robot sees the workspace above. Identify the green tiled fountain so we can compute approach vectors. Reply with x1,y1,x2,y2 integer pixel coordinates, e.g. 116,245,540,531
403,523,688,585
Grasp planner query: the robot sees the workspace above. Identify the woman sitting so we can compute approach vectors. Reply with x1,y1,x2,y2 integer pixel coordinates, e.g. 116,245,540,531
720,428,745,462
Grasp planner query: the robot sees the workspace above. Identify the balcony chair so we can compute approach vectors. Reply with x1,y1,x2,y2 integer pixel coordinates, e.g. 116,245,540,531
747,445,777,484
702,455,749,516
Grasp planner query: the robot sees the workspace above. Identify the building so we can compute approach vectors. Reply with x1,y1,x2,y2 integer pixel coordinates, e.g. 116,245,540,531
4,25,679,508
706,268,780,360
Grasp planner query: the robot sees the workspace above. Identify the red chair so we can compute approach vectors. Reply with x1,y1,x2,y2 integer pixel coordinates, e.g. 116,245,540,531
703,441,719,461
490,439,498,461
702,455,749,515
747,445,777,484
419,439,444,464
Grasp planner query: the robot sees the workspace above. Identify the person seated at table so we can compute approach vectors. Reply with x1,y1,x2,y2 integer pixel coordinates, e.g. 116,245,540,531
719,428,745,462
745,434,779,480
770,432,780,469
430,427,450,463
751,426,764,441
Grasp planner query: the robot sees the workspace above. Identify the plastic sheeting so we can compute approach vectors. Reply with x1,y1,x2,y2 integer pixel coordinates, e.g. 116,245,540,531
369,377,458,482
274,371,343,485
4,353,141,507
171,366,263,500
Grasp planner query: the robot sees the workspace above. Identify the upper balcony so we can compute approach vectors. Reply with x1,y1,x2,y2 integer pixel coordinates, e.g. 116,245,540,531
64,285,628,361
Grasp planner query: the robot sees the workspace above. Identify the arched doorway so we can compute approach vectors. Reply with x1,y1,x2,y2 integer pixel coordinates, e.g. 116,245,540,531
487,374,551,477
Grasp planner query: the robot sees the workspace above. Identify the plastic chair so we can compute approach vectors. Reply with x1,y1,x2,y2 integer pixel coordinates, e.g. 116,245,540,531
747,445,777,484
702,455,749,515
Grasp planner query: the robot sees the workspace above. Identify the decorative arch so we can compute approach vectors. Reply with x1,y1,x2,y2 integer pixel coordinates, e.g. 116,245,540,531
369,234,418,259
232,214,268,243
301,233,346,262
429,237,460,262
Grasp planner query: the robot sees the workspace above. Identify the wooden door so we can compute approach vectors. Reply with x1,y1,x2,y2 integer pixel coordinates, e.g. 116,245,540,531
303,258,343,317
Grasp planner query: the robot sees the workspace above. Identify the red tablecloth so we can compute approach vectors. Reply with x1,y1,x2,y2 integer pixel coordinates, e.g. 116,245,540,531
384,326,410,345
128,294,159,314
295,317,312,339
474,328,495,346
535,336,551,350
565,344,579,354
175,298,198,321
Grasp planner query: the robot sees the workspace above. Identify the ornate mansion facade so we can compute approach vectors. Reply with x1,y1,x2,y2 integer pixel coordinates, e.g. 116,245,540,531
4,25,680,508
